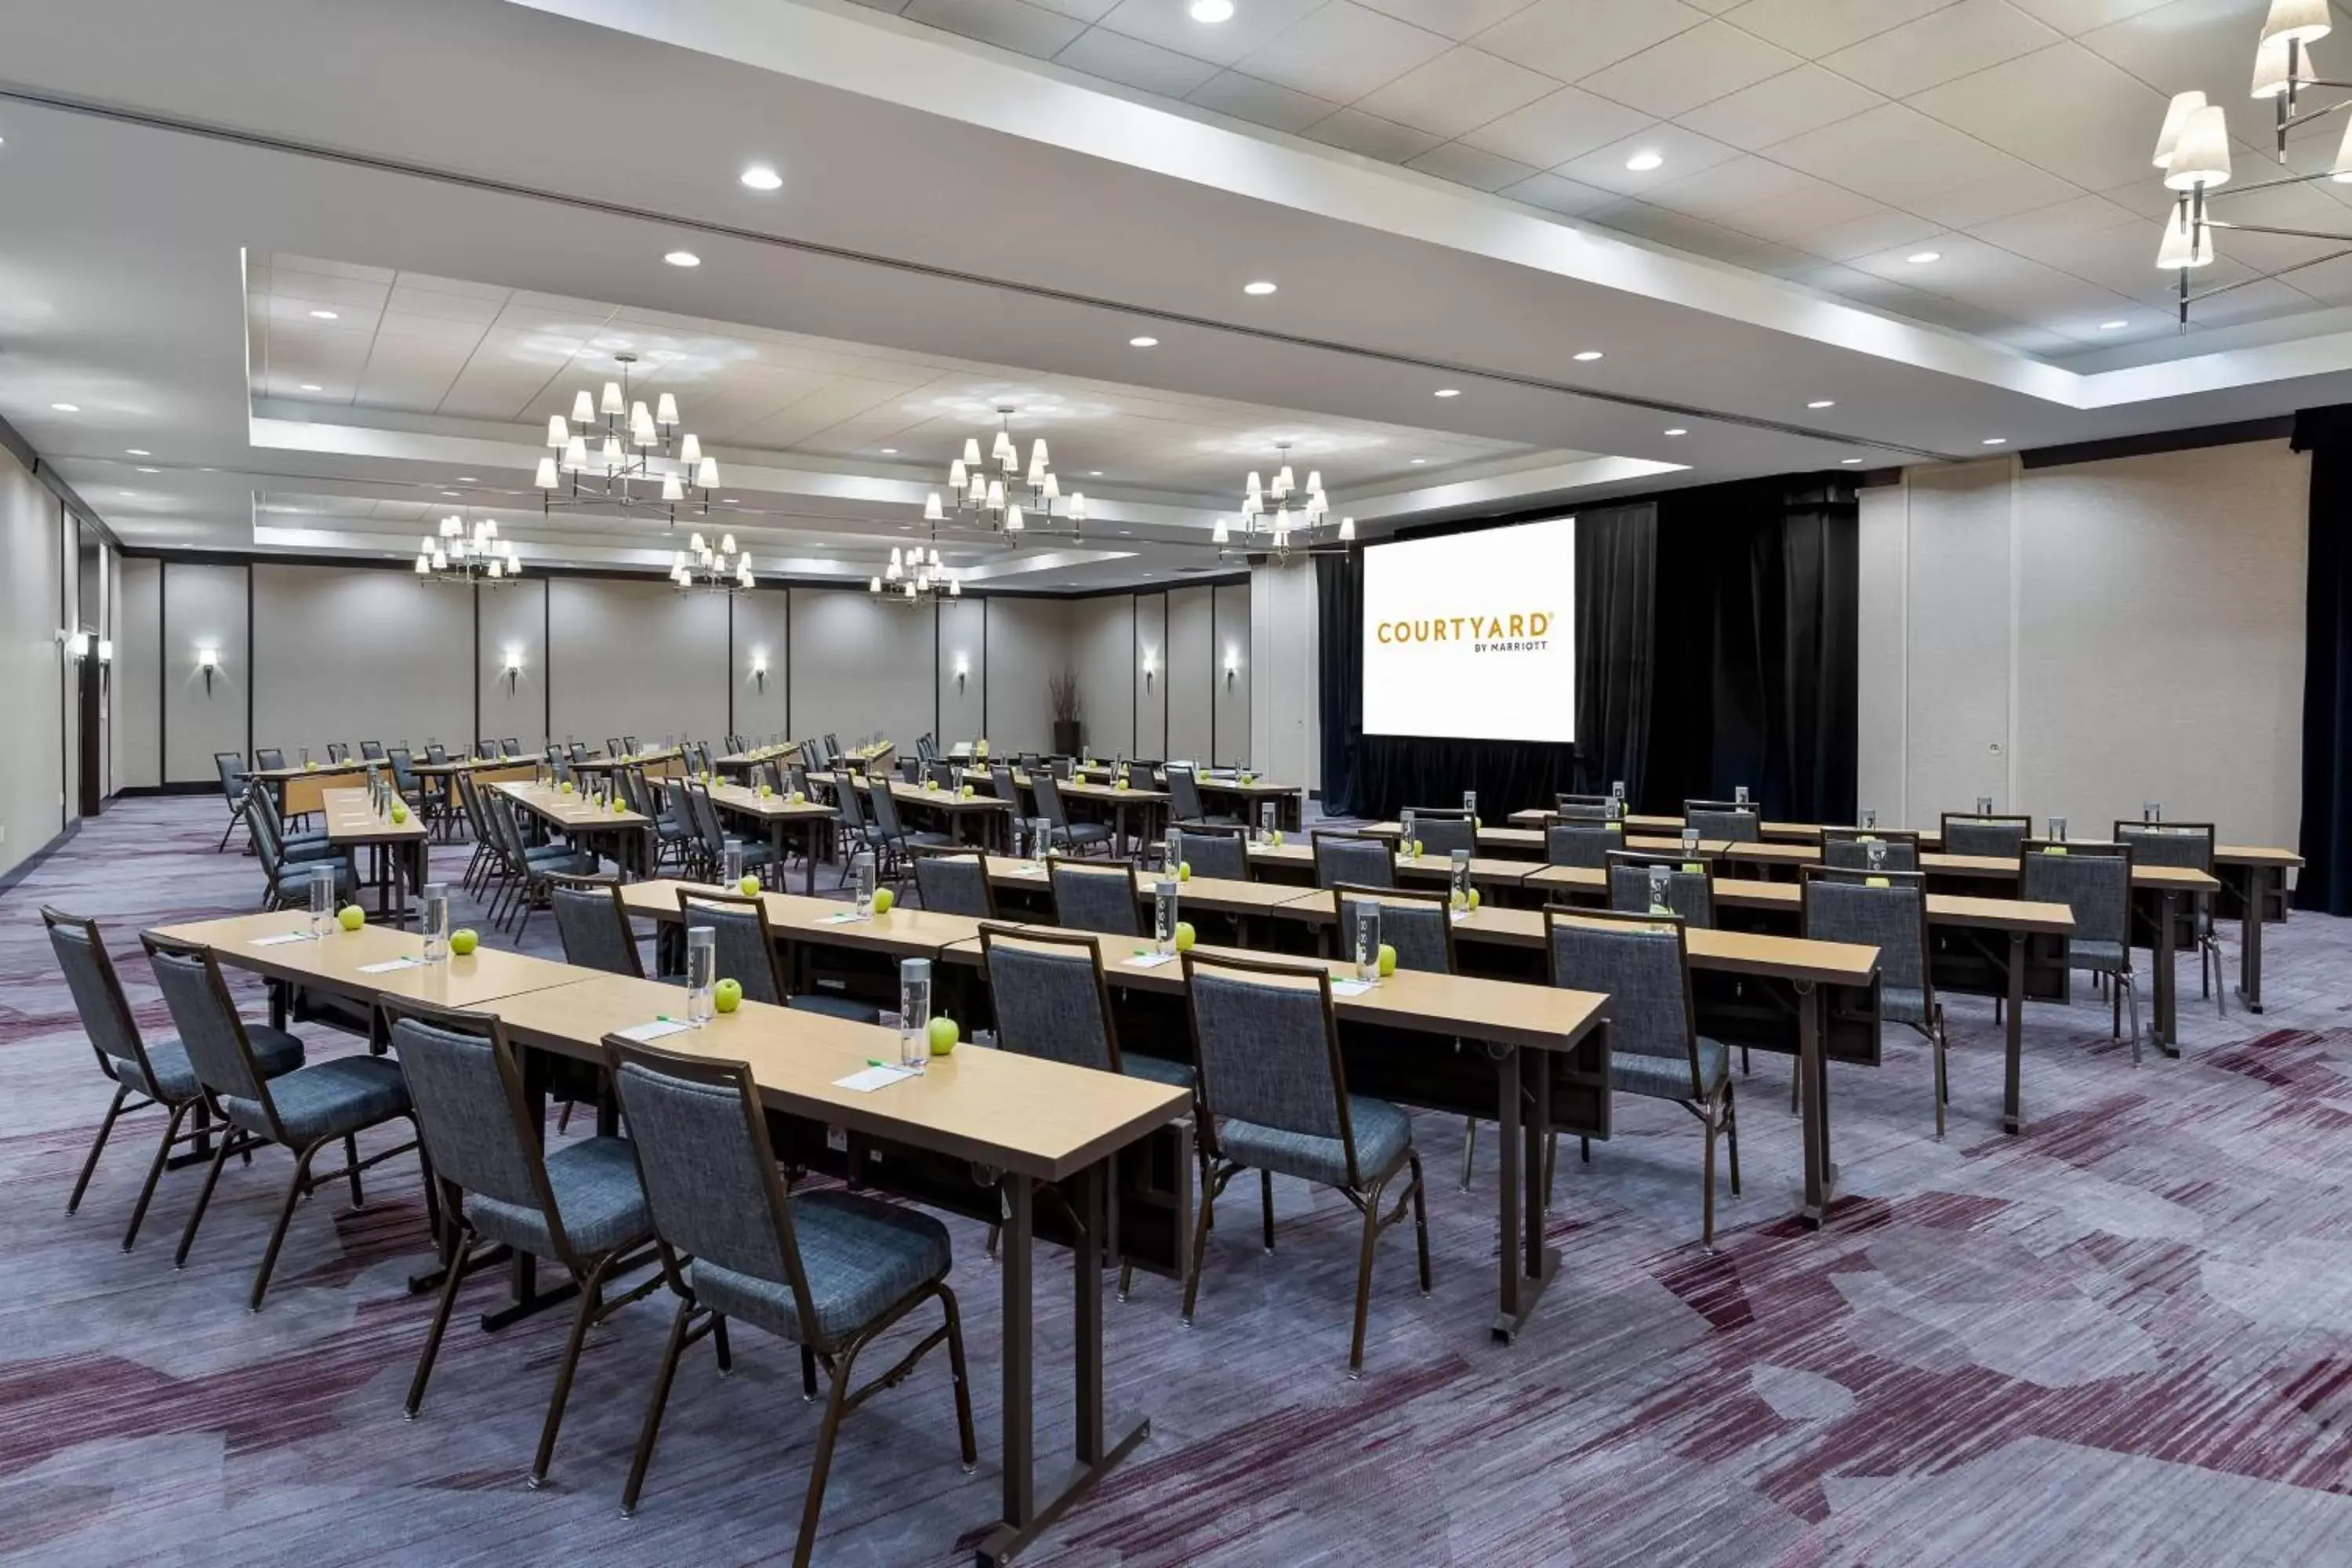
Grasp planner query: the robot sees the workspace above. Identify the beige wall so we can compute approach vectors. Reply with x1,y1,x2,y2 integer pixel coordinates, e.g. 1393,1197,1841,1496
982,596,1066,756
0,442,66,877
1858,441,2308,848
254,564,474,758
1247,561,1310,786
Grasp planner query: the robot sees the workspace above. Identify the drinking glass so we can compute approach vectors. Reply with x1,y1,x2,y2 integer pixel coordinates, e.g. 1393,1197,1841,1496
1647,864,1673,915
1735,785,1750,806
1163,829,1181,877
1355,902,1381,982
422,882,449,963
686,927,715,1024
1866,840,1887,873
2050,816,2068,842
1681,827,1700,859
722,840,745,887
1860,808,1877,830
2143,801,2161,824
1449,849,1472,910
309,875,332,940
1611,779,1625,803
853,853,876,916
1976,795,1994,815
1153,878,1178,955
1399,809,1417,858
898,958,931,1073
1260,802,1276,845
1461,790,1477,819
1033,817,1054,859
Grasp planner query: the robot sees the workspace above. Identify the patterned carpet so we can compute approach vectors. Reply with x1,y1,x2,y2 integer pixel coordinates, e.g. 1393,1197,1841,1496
7,797,2352,1566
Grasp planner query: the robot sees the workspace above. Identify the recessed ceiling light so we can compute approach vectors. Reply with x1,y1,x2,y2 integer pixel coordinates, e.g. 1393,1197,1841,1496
2098,319,2129,331
1573,350,1602,361
739,165,782,191
1089,470,1103,477
1190,0,1234,20
1663,427,1687,437
136,466,158,474
299,383,322,392
1906,251,1941,264
1840,457,1863,465
1130,336,1160,347
1410,457,1428,464
1982,437,2008,445
441,490,459,498
663,250,701,267
1119,529,1133,535
457,476,477,482
1807,399,1835,409
1243,280,1277,296
724,497,739,503
1434,388,1461,397
125,448,150,456
50,402,78,412
309,309,338,320
880,448,898,455
1624,150,1664,172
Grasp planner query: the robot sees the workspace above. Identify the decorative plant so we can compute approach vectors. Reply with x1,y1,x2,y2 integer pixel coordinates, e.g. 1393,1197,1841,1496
1048,668,1080,724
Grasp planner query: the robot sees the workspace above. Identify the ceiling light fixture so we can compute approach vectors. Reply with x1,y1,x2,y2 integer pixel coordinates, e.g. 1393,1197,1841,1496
1624,150,1664,172
299,383,322,392
2099,319,2130,330
1130,336,1160,347
1573,350,1602,361
1983,437,2009,445
663,250,701,267
739,165,782,191
136,466,158,474
1841,457,1864,465
929,404,1083,539
1906,251,1941,264
1221,438,1354,566
673,532,757,595
535,351,718,526
50,402,78,412
125,448,149,456
1190,0,1235,21
1807,399,1835,408
871,539,958,604
1434,388,1461,397
1410,457,1427,464
414,511,523,586
880,448,898,454
309,309,338,320
1663,427,1687,436
1243,280,1278,296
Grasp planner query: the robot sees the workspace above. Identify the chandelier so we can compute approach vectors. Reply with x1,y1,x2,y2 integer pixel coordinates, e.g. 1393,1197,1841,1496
414,512,523,584
535,352,720,524
925,405,1087,536
869,541,961,604
1214,441,1355,564
671,532,755,593
2152,0,2352,327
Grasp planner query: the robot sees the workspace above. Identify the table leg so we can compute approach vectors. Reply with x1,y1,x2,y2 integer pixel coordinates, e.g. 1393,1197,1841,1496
2154,889,2180,1058
2003,930,2026,1134
1795,981,1835,1229
2240,868,2267,1014
804,820,818,898
1488,1043,1556,1342
1000,1176,1034,1532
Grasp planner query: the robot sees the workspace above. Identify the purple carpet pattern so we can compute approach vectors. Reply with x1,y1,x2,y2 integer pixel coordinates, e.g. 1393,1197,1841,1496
7,797,2352,1566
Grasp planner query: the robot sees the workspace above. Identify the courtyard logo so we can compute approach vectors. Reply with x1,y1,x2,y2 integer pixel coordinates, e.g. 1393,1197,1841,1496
1374,612,1553,653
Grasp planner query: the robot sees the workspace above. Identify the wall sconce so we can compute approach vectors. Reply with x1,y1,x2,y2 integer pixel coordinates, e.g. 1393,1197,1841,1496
197,644,220,694
1142,649,1157,692
1223,648,1240,686
954,652,969,693
752,648,770,691
501,643,524,694
64,630,89,662
97,638,113,664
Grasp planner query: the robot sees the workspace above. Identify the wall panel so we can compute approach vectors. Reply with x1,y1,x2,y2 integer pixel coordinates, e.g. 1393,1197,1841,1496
789,587,935,752
1223,578,1264,770
1167,585,1214,764
477,579,549,753
547,577,728,749
1133,591,1167,758
161,561,250,786
731,586,791,743
1901,459,2013,820
252,564,472,758
935,597,985,746
114,556,160,792
0,445,64,873
983,596,1065,756
1071,594,1134,759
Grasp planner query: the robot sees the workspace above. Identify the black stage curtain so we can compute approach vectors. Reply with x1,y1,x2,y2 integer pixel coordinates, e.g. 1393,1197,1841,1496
1317,481,1855,823
2292,407,2352,912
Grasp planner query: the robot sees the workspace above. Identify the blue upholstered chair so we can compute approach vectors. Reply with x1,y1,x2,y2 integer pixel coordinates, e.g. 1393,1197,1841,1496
1684,800,1761,843
45,908,305,1250
1171,826,1247,881
548,873,647,979
1166,764,1239,827
2116,820,2226,1017
1802,867,1947,1137
1406,811,1476,859
246,795,356,911
1941,811,2031,859
1820,827,1922,872
1312,832,1394,891
1546,818,1622,869
603,1036,975,1552
141,934,423,1310
388,998,657,1486
1179,951,1428,1376
2022,839,2143,1058
677,889,878,1025
1050,860,1140,937
1606,851,1716,929
212,752,251,852
1031,771,1113,857
1544,906,1738,1249
912,848,994,917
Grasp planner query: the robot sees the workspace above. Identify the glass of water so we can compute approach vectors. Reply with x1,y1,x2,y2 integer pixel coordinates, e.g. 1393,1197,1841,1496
309,875,333,939
898,958,931,1073
721,839,744,887
1154,877,1178,956
2143,801,2161,824
2050,816,2068,842
1682,827,1700,859
1860,808,1877,830
1163,829,1181,877
1735,785,1750,806
853,852,875,916
1461,790,1477,820
1611,779,1626,803
1033,817,1054,859
1450,848,1472,910
1400,808,1417,858
1260,802,1276,845
1355,902,1381,982
422,882,449,962
685,926,715,1024
1976,795,1994,815
1866,840,1887,874
1648,863,1674,915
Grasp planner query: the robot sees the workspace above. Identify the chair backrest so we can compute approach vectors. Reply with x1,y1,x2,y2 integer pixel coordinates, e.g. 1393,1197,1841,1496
606,738,624,758
1544,906,1702,1098
387,746,419,793
140,935,274,1116
1334,884,1452,975
913,850,994,916
2020,840,2132,948
1032,770,1073,830
1546,818,1621,869
1051,756,1073,781
214,752,248,800
1183,953,1357,1181
503,737,524,756
326,742,350,764
2114,821,2216,873
898,756,923,784
605,1041,823,1344
685,780,730,854
1410,812,1477,858
662,776,694,831
383,1000,572,1247
1821,828,1921,873
835,776,870,831
1606,851,1715,928
1051,861,1140,936
823,732,841,759
680,889,785,1004
1166,765,1206,822
1802,867,1929,999
245,793,288,882
619,735,637,754
568,742,591,764
1555,793,1613,819
426,743,448,764
786,764,812,800
989,763,1019,804
43,908,158,1087
927,760,960,791
548,873,644,978
1312,833,1395,890
454,770,492,844
256,748,286,771
360,741,386,760
867,779,909,839
1685,803,1760,843
979,924,1121,1073
1941,812,2031,859
1171,826,1247,880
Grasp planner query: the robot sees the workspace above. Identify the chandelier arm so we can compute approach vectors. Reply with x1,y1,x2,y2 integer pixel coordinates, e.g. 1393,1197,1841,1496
2201,219,2352,243
2201,164,2352,205
2185,242,2352,307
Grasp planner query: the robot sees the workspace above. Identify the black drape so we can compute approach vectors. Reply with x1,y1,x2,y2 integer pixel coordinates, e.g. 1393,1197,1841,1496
2292,407,2352,912
1317,478,1855,823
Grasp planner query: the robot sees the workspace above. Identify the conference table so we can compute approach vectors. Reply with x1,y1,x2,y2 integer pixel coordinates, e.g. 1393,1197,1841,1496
409,755,538,840
699,779,838,894
317,786,431,928
249,760,373,820
143,907,1192,1568
570,746,686,781
491,781,655,880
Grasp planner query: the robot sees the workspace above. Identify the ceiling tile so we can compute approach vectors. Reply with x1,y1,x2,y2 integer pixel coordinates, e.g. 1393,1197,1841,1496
1025,0,1122,17
1357,0,1546,38
1804,206,1947,260
1474,0,1708,81
897,0,1087,58
1498,169,1622,214
1719,0,1966,56
1235,2,1450,103
1909,164,2083,227
1553,122,1746,194
1768,101,2038,205
1184,68,1340,132
2003,0,2174,30
1821,0,2062,98
1636,154,1849,223
1909,41,2172,191
1458,84,1654,166
1304,106,1446,162
1051,25,1221,95
1575,20,1804,118
1353,46,1561,139
1095,0,1325,65
1673,64,1886,147
1404,142,1543,190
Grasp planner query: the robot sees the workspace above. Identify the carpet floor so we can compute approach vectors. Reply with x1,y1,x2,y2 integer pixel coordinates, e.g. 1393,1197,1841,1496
6,797,2352,1566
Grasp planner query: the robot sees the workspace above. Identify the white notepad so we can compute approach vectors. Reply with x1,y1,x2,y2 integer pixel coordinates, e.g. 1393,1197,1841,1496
1123,950,1179,970
835,1063,918,1092
819,910,873,925
356,956,425,974
252,931,315,947
615,1017,694,1043
1331,978,1376,997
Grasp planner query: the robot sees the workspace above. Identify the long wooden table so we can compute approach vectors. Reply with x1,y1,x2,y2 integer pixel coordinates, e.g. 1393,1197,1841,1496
249,761,372,819
699,780,837,895
318,787,431,927
147,909,1189,1568
410,756,539,840
492,781,655,880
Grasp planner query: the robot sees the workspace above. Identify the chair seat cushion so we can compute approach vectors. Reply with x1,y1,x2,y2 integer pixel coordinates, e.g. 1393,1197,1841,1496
1882,985,1931,1026
2067,938,2127,973
223,1054,411,1144
690,1189,952,1343
122,1025,306,1102
1611,1036,1730,1102
278,862,356,898
1220,1094,1411,1189
282,836,339,862
900,830,956,848
1122,1053,1195,1089
466,1135,651,1258
1057,822,1114,845
786,993,883,1026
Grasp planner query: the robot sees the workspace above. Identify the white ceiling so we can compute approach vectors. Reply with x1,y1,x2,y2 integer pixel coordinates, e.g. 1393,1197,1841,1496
850,0,2352,356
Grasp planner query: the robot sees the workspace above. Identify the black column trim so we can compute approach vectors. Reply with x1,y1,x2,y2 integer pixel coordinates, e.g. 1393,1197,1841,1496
244,562,255,771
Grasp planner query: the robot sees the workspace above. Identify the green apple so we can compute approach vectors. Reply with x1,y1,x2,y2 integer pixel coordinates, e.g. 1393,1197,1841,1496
789,790,806,804
449,928,478,956
1377,942,1397,977
560,780,575,793
928,1014,959,1055
1473,815,1483,829
739,874,761,897
960,784,975,798
1174,920,1196,953
390,804,408,824
872,887,895,914
758,783,773,799
1270,829,1285,846
1411,839,1425,857
713,977,743,1014
1178,861,1192,881
1450,891,1468,910
924,779,938,792
336,905,365,932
